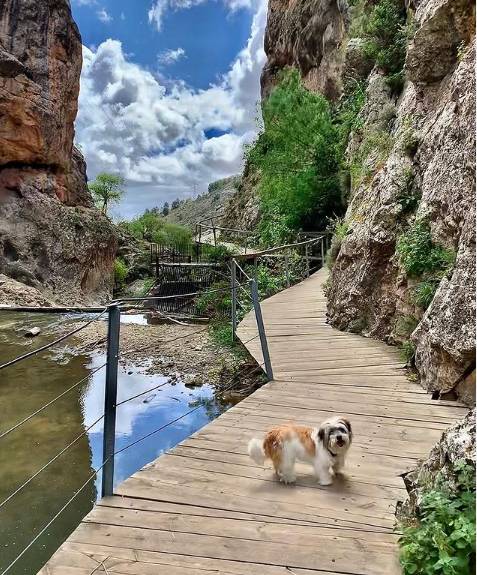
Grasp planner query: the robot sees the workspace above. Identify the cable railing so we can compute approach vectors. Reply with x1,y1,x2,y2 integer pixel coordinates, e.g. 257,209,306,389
0,232,329,573
0,283,275,573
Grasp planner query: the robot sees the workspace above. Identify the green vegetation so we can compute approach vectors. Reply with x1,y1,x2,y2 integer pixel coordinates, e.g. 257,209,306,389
113,258,128,288
349,129,394,188
400,339,416,363
246,69,343,245
396,220,456,278
89,172,125,215
413,280,438,310
400,115,420,156
395,315,418,338
326,216,350,270
396,166,419,214
362,0,408,92
119,208,192,247
202,244,234,263
399,460,476,575
335,81,366,150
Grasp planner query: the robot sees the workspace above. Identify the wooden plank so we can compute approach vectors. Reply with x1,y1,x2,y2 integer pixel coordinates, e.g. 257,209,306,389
38,267,465,575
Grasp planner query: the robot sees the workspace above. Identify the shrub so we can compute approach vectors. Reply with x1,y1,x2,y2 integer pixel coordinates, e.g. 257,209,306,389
400,340,416,363
246,68,343,245
195,281,231,318
395,315,418,338
202,244,234,263
399,460,476,575
114,258,128,287
396,221,456,278
413,280,438,310
363,0,407,92
349,129,394,188
396,167,419,213
335,81,367,150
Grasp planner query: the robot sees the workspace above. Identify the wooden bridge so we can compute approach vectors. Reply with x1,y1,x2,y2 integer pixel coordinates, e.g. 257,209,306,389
39,269,467,575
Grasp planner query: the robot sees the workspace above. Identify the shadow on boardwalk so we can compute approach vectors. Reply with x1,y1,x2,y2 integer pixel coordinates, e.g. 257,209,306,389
40,269,467,575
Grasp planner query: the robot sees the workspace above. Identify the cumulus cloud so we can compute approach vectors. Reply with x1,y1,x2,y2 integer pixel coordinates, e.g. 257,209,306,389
158,47,186,66
148,0,253,31
76,0,267,217
97,8,113,23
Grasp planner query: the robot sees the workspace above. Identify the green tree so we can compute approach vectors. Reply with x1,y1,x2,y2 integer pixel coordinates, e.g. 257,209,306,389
246,68,343,245
88,172,125,215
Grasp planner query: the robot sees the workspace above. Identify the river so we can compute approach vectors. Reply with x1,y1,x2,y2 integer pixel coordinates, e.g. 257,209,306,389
0,311,231,575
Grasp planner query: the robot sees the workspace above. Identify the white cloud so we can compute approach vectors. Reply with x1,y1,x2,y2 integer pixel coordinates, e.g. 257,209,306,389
120,12,126,21
158,47,186,66
76,0,267,217
148,0,253,32
97,8,113,23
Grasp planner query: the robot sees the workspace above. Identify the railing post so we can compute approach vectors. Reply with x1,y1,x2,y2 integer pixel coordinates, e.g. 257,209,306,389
101,304,120,498
231,259,237,341
250,279,273,380
284,252,290,287
320,237,325,268
305,244,310,277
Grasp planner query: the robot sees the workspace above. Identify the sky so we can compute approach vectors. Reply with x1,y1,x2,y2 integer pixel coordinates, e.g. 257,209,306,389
71,0,267,219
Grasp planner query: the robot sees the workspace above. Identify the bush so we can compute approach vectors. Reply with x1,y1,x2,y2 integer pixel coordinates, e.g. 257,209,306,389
396,167,419,214
202,244,234,263
413,280,438,310
246,68,343,245
363,0,408,92
396,221,456,278
195,281,231,318
114,258,128,287
399,461,476,575
349,129,394,188
400,340,416,363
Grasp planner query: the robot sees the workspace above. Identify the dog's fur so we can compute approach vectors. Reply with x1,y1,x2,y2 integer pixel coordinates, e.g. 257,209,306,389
247,417,352,485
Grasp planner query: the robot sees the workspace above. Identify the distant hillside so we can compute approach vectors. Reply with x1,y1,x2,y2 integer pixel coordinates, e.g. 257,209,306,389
165,176,241,229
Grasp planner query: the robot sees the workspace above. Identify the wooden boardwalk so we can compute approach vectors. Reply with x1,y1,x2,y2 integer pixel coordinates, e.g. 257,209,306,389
40,269,467,575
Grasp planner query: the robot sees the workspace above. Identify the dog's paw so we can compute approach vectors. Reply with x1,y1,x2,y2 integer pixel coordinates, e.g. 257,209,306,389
279,473,296,484
318,477,333,486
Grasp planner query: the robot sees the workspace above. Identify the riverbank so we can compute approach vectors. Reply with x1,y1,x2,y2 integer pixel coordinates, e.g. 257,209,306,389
66,314,265,400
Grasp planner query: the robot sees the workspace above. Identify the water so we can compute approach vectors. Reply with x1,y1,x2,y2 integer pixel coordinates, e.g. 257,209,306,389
0,312,230,575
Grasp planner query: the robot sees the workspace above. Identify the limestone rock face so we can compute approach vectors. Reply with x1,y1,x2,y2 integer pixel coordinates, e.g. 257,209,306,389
0,0,117,304
221,165,261,234
398,408,475,521
261,0,348,101
327,0,475,404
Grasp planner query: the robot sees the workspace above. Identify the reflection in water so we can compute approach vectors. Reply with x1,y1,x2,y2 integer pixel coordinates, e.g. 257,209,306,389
0,312,230,575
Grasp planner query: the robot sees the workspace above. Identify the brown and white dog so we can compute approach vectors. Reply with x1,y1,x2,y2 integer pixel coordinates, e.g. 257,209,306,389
247,417,352,485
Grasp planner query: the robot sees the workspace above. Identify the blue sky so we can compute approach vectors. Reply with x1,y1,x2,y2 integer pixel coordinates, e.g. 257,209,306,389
71,0,267,218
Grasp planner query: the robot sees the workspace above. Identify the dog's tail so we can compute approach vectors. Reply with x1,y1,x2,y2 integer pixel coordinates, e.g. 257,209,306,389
247,437,266,465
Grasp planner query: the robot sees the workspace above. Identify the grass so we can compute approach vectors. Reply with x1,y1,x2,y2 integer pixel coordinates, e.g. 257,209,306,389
396,220,456,278
349,129,394,188
413,281,438,310
400,340,416,363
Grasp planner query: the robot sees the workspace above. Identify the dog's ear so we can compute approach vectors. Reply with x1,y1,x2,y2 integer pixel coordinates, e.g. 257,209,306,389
318,427,325,442
341,418,352,438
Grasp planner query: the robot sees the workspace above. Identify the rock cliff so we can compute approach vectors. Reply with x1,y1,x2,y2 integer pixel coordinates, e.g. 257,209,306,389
233,0,475,404
326,0,475,405
0,0,117,304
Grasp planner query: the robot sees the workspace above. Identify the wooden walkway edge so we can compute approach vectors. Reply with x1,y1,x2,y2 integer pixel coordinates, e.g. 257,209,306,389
39,269,467,575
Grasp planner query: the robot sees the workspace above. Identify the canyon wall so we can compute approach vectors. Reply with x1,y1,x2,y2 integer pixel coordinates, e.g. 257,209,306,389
253,0,475,404
0,0,117,304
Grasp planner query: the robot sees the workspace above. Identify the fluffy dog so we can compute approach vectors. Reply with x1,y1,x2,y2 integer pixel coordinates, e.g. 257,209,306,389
247,417,352,485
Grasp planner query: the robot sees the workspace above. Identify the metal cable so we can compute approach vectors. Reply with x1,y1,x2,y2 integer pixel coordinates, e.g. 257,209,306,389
0,308,108,371
0,459,109,575
115,380,171,407
0,362,107,441
0,413,105,511
117,286,230,303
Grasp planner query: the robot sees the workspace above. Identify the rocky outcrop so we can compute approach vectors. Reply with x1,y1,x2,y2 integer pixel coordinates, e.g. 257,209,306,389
0,0,117,304
398,408,475,521
261,0,349,101
221,166,260,234
326,0,475,404
166,176,242,229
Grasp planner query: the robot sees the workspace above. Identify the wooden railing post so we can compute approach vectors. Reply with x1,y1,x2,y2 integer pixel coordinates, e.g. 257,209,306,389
320,236,325,268
231,259,237,341
250,279,273,380
101,304,120,498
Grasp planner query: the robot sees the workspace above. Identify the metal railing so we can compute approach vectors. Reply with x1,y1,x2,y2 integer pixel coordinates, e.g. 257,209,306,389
0,282,275,574
0,231,329,573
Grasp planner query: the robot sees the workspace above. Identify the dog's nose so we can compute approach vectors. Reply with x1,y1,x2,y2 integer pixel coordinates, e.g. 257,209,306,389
337,435,342,441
